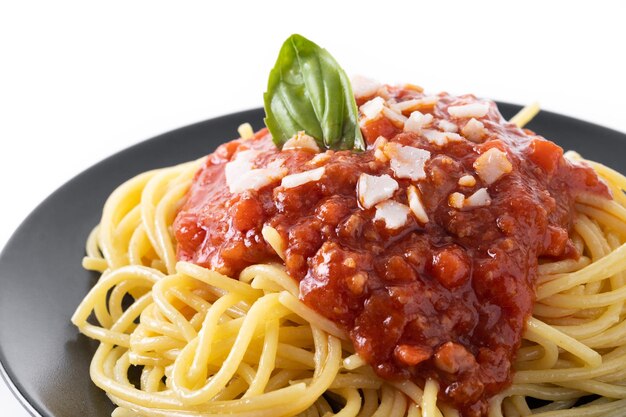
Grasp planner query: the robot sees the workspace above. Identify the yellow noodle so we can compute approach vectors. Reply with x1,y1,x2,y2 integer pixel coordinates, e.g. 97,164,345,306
509,102,540,128
73,144,626,417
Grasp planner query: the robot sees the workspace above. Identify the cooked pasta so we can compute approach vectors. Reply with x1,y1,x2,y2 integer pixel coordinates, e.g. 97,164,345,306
72,121,626,416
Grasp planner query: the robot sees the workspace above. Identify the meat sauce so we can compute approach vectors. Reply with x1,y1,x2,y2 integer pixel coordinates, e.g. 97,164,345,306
173,86,609,416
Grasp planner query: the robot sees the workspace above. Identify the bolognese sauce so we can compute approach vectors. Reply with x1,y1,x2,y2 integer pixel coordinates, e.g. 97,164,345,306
173,86,609,416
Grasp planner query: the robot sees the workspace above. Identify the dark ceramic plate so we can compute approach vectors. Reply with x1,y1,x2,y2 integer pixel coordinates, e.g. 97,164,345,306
1,106,625,417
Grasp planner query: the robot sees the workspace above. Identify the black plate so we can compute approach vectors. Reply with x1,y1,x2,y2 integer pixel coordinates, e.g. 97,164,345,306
1,106,625,417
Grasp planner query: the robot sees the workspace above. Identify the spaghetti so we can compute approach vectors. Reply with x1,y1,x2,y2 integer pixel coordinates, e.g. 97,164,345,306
72,100,626,416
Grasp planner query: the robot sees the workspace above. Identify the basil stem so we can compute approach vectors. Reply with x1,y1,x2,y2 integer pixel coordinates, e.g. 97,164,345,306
263,34,365,151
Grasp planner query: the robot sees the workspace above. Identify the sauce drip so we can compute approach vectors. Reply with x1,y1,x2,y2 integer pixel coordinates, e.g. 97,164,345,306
174,88,609,416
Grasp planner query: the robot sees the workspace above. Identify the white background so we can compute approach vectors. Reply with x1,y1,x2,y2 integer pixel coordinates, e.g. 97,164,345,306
1,1,625,415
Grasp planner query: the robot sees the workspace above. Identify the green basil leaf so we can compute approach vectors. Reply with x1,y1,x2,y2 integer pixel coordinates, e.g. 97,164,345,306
264,34,365,151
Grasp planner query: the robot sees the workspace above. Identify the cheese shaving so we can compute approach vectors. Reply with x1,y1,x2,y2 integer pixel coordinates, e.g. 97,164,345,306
360,97,385,119
226,151,288,194
283,131,321,152
374,200,410,229
473,148,513,185
448,102,489,119
407,185,429,224
461,118,487,143
385,143,430,181
357,173,399,209
404,111,434,133
351,75,382,99
465,188,491,207
281,167,325,189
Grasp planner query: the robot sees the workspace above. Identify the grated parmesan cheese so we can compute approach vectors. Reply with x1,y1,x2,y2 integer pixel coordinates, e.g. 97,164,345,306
351,75,381,99
225,149,258,185
373,136,389,162
407,185,428,224
458,175,477,187
448,188,492,209
448,192,465,209
461,118,487,143
225,151,288,194
404,111,434,133
438,120,458,133
384,142,430,181
281,167,325,189
465,188,491,207
309,151,332,166
374,200,410,229
448,102,489,119
360,97,385,119
422,129,463,146
390,96,438,115
357,173,398,209
283,131,320,152
473,148,513,185
382,107,407,128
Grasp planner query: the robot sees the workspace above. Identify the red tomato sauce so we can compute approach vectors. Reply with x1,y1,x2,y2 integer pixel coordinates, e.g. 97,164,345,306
173,88,609,416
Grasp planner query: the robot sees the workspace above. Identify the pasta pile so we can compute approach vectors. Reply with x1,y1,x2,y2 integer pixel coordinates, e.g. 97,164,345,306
72,148,626,417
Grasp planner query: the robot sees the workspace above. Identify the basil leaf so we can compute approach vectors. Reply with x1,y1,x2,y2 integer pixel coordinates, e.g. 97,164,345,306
264,34,365,151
